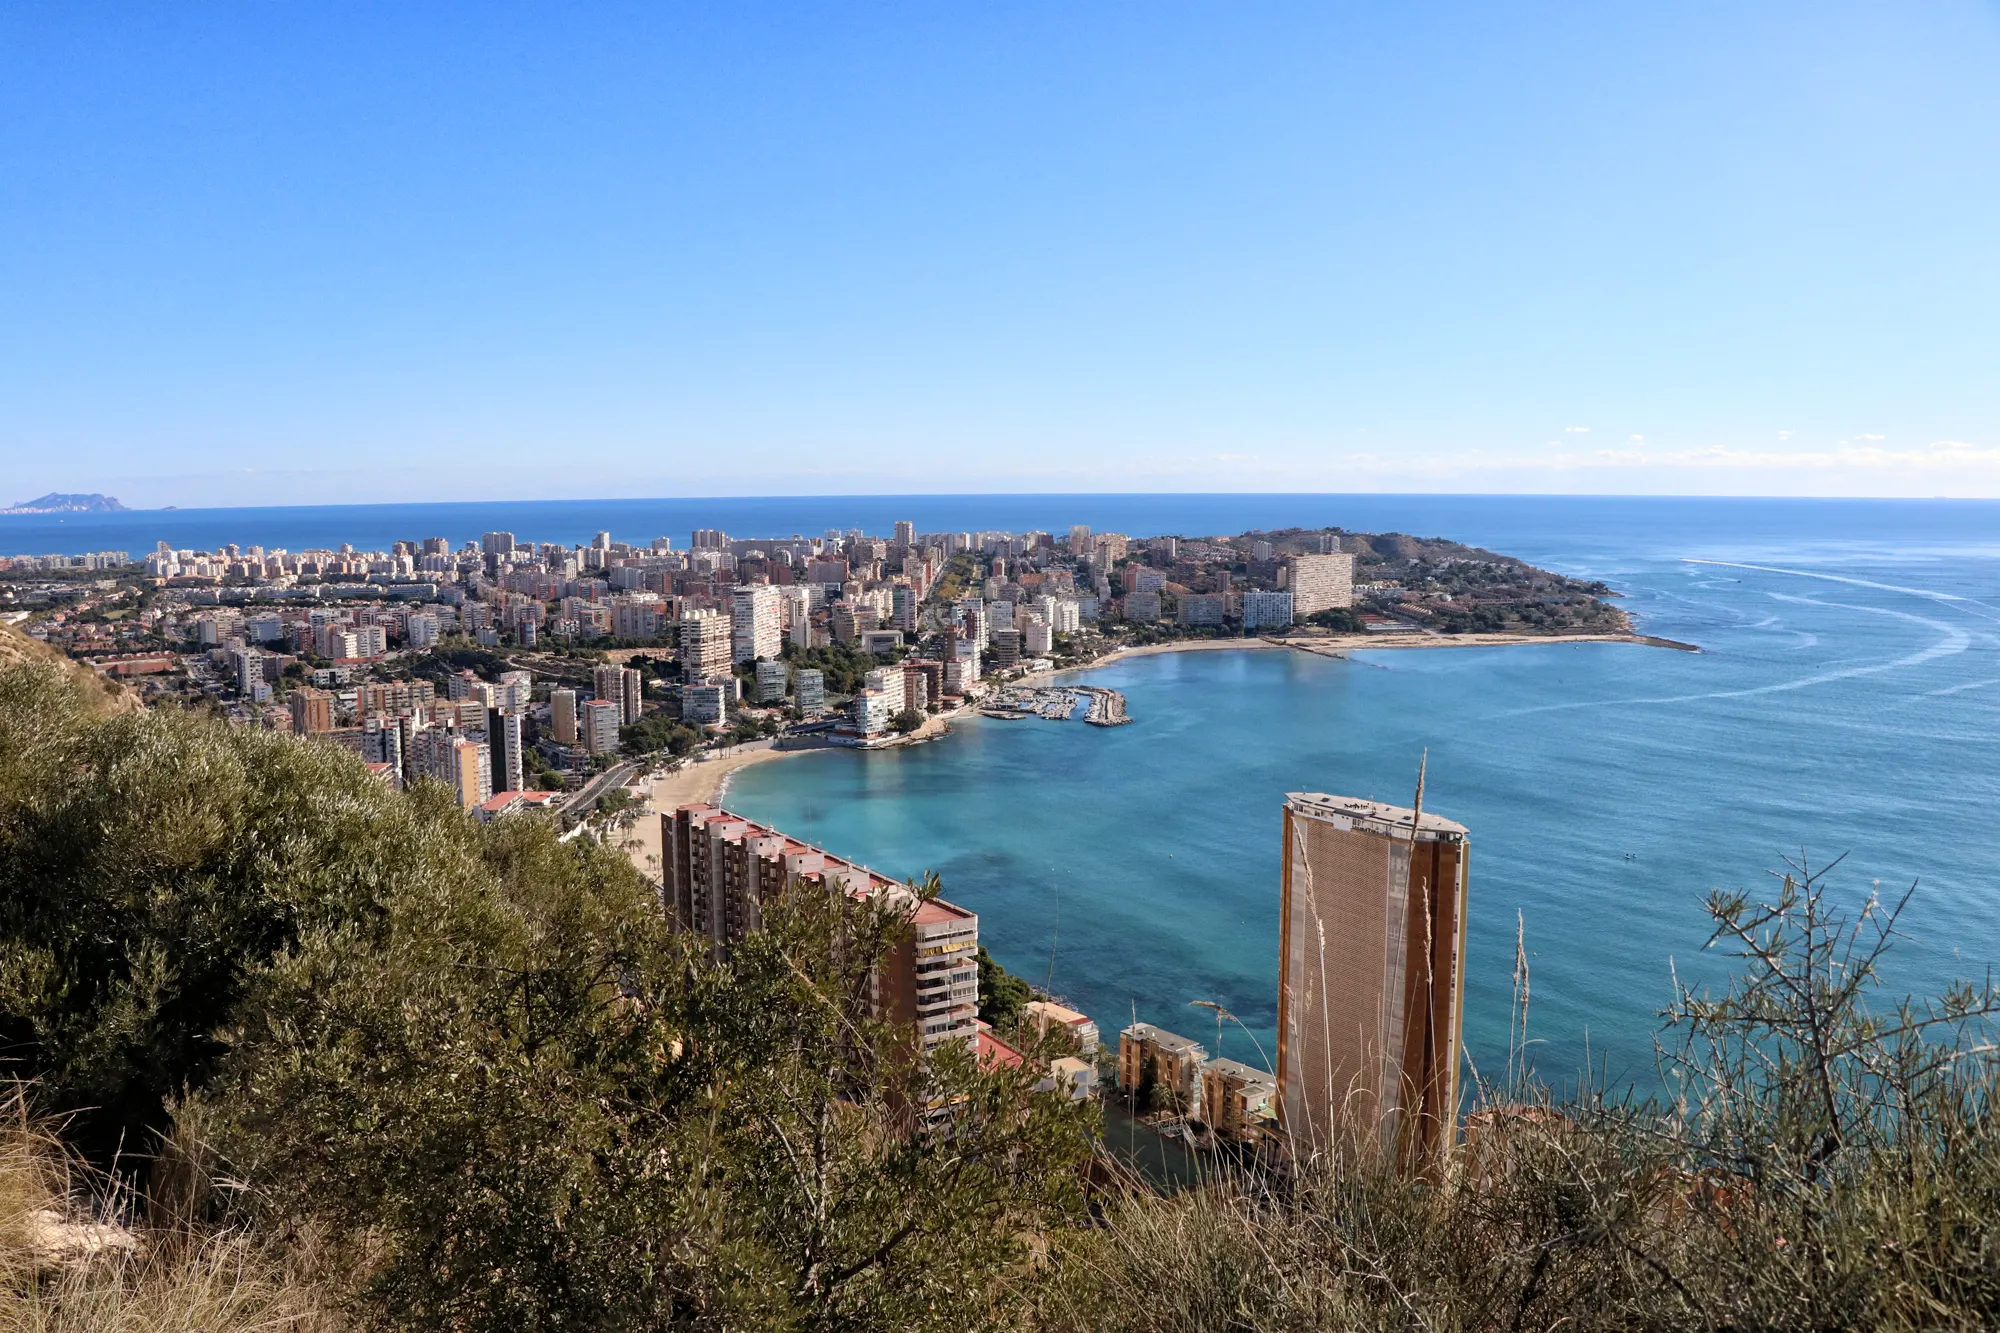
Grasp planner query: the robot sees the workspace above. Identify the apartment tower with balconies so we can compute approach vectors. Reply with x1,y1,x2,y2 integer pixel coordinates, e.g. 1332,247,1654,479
663,804,981,1057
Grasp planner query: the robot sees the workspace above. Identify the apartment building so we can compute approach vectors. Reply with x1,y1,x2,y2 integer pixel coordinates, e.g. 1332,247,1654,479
1200,1057,1278,1145
680,608,732,681
1277,792,1468,1174
1286,553,1355,617
732,584,783,664
1023,999,1100,1053
356,679,437,721
862,666,905,713
621,667,643,723
662,804,981,1058
681,682,726,727
1177,594,1226,627
288,687,333,735
581,698,623,755
794,668,826,714
849,689,894,736
487,707,525,796
612,599,664,639
1119,1023,1208,1113
755,658,789,704
1241,590,1295,631
412,731,491,810
314,623,388,661
550,688,578,744
592,663,643,724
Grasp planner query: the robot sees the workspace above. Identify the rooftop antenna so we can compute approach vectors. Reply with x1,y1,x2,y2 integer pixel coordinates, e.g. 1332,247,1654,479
1409,747,1441,1171
1410,748,1427,837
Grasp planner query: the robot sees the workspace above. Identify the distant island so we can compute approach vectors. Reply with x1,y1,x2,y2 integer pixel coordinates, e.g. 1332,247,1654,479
2,493,127,515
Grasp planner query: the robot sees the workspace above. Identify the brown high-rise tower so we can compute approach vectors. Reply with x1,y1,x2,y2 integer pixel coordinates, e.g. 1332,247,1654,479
1276,792,1469,1173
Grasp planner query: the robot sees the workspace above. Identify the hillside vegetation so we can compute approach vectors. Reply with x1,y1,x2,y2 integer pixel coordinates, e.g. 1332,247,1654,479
1,658,1996,1331
0,621,136,716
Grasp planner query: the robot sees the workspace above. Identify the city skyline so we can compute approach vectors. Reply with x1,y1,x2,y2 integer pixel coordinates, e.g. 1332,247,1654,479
4,4,1998,506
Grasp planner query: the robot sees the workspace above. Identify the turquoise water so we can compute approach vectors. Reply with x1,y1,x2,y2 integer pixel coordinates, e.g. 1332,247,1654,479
15,492,1997,1086
725,516,2000,1088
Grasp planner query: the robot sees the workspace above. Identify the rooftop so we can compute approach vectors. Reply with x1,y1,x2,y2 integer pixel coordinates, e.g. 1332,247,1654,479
1284,791,1468,840
1122,1022,1206,1055
681,802,969,918
975,1023,1025,1070
1023,998,1093,1028
912,898,976,925
1202,1057,1276,1086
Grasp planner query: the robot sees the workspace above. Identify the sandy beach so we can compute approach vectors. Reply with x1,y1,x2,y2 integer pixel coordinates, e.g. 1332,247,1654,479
645,711,961,811
646,741,797,811
621,743,813,880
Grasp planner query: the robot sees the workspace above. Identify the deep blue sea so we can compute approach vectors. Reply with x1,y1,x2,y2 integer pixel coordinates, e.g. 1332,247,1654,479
13,494,2000,1091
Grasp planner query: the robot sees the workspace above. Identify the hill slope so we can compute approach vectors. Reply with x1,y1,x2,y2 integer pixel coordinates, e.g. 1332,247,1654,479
0,621,140,714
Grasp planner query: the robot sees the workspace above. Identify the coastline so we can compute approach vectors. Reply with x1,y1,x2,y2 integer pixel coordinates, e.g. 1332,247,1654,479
1046,627,1697,681
643,708,965,813
646,740,806,811
637,627,1698,818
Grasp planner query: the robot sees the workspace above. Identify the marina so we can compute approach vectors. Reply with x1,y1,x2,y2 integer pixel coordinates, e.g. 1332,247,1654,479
980,684,1131,726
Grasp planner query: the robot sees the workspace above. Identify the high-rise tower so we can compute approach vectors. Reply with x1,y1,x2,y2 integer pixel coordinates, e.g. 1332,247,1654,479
1276,792,1468,1174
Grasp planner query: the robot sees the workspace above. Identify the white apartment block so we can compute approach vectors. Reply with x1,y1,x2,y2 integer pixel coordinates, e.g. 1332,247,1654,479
680,608,733,681
681,682,726,727
850,689,895,735
755,658,789,704
1242,589,1295,631
732,585,783,664
581,699,623,754
794,668,826,713
863,667,906,713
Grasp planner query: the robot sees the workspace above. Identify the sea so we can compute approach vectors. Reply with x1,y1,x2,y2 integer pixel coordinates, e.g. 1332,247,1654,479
11,494,2000,1090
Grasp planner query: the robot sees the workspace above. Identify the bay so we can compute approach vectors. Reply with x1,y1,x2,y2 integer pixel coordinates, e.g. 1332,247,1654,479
721,500,2000,1089
12,491,1998,1089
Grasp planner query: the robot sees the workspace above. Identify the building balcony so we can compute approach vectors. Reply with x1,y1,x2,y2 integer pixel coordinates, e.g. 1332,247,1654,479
915,986,979,1014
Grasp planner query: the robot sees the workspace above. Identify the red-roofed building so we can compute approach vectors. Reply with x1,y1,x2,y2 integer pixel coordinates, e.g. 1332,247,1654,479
975,1021,1025,1071
662,803,981,1057
476,789,564,822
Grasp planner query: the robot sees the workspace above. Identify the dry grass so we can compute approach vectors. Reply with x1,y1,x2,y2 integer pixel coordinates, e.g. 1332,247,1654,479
1037,869,2000,1333
0,1088,342,1333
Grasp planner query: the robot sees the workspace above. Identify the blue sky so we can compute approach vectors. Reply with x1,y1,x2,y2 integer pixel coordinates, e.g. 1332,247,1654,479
3,3,1997,506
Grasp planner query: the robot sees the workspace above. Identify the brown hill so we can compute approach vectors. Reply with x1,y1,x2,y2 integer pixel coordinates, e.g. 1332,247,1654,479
0,621,141,715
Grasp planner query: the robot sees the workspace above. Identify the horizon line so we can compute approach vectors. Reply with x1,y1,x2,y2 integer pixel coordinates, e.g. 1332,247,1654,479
6,489,1999,518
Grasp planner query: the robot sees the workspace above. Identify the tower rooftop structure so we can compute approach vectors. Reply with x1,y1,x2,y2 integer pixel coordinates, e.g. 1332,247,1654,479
1277,790,1469,1176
